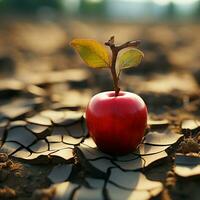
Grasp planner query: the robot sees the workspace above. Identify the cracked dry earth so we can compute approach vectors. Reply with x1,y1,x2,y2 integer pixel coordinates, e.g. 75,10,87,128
0,20,200,200
0,105,200,200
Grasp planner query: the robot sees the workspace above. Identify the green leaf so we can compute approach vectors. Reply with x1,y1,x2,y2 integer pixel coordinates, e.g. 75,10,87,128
70,39,111,68
116,49,144,76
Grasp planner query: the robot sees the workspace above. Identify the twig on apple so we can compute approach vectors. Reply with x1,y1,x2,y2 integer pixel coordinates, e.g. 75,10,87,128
105,36,141,96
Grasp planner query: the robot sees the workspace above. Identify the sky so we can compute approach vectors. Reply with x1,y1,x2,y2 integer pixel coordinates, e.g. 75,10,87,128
72,0,198,6
151,0,198,5
64,0,199,18
105,0,198,4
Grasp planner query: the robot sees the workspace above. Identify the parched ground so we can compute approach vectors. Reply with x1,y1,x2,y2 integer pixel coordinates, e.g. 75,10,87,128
0,18,200,200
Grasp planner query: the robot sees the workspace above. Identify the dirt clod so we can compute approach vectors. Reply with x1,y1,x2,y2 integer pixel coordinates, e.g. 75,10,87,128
32,188,55,200
178,138,199,154
0,153,8,162
0,187,16,199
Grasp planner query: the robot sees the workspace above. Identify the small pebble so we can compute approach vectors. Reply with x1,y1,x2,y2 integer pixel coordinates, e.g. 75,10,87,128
167,171,174,178
0,162,7,169
166,177,176,188
6,160,13,167
0,153,8,162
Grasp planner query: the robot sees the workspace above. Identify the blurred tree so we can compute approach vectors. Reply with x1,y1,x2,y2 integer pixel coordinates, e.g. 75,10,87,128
165,2,176,19
79,0,107,19
194,0,200,19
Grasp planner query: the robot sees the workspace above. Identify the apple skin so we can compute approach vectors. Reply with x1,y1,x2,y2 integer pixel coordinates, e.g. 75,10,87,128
86,91,148,155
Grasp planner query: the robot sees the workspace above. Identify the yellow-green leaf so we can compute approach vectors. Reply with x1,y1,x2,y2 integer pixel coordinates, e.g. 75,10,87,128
116,49,144,76
70,39,111,68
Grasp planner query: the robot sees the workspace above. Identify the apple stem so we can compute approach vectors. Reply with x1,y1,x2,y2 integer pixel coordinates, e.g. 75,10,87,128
111,50,120,96
105,36,140,97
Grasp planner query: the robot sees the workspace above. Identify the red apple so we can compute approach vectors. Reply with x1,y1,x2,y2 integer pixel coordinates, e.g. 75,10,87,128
86,91,148,155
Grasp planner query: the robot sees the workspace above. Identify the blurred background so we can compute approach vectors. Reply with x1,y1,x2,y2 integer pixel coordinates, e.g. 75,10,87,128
0,0,200,115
